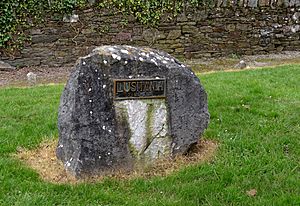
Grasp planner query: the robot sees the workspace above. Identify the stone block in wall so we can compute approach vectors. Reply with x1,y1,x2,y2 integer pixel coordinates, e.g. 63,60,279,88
182,25,199,34
131,35,144,41
170,43,184,49
199,26,213,33
167,30,182,40
248,0,258,7
192,51,212,58
142,29,159,44
177,13,188,22
276,46,285,51
31,35,59,44
154,47,175,54
21,47,54,58
30,29,43,35
185,45,203,52
164,39,181,44
236,24,250,31
226,24,236,32
7,57,42,67
43,27,59,35
159,25,181,31
190,11,208,23
157,32,167,40
175,48,185,53
81,28,95,35
114,32,132,42
290,40,300,46
177,22,196,26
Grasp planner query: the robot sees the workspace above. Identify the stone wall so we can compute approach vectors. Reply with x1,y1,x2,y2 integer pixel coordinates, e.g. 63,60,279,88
1,3,300,67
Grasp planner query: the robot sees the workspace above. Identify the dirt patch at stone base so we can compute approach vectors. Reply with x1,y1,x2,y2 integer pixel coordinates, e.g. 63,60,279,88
15,139,218,184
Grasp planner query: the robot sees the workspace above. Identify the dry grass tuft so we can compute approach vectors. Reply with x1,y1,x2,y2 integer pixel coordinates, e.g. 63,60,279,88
16,139,218,184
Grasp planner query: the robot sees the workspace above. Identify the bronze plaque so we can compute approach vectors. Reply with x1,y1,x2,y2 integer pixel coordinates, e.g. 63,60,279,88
113,78,166,100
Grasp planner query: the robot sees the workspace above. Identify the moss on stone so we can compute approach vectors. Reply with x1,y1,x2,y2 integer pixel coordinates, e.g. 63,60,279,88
145,100,154,149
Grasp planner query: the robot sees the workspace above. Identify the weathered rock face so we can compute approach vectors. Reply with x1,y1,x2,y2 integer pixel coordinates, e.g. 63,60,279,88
56,45,209,177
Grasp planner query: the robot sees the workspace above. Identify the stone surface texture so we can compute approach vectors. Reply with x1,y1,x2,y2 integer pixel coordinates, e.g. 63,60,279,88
57,45,209,177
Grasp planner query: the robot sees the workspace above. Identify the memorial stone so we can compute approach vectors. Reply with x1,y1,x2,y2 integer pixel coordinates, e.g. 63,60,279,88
56,45,210,177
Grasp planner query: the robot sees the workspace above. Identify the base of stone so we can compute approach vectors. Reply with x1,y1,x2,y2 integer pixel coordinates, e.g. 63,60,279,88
16,138,218,184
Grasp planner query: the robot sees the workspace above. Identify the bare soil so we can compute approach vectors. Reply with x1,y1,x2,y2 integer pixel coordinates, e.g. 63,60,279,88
1,51,300,88
15,139,218,184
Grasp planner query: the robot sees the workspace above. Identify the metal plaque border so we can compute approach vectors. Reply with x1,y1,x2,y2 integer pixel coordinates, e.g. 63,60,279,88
113,78,166,100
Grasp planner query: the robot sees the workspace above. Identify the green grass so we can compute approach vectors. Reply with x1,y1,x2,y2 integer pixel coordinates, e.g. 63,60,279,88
0,65,300,205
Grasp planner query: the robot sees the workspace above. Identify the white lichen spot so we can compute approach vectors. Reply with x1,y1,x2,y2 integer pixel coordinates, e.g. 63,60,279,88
70,157,73,161
129,76,133,79
112,53,118,59
108,129,112,133
102,126,106,130
108,47,116,52
89,99,92,103
150,51,155,55
98,156,101,159
124,60,128,65
90,111,93,115
164,57,170,61
120,49,129,54
150,59,158,65
155,77,160,79
107,152,111,155
88,88,92,92
112,53,121,60
104,74,106,77
162,60,168,64
82,61,86,65
155,55,162,60
95,69,98,72
103,60,108,65
139,57,144,62
141,52,146,56
58,144,64,148
181,64,186,68
103,85,106,89
98,77,100,80
80,72,84,76
66,162,71,167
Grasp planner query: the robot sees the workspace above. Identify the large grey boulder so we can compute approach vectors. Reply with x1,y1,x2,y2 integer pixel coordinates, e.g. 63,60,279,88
57,45,209,177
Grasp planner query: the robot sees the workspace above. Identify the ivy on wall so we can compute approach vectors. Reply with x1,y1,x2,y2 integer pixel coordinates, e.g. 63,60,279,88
0,0,210,53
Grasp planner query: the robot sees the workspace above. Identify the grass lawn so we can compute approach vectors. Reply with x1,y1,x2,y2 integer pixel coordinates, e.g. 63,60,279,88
0,65,299,205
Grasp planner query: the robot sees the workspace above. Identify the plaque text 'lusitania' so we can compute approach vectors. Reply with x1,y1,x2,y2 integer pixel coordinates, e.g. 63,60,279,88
114,79,166,100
